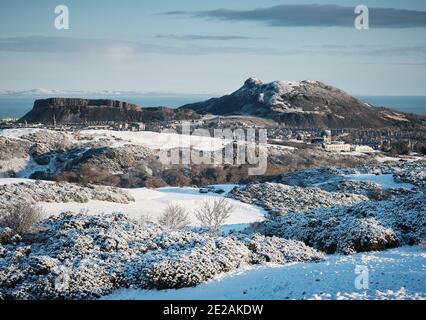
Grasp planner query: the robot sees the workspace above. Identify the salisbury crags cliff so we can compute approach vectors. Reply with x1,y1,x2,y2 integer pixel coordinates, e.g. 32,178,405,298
180,78,426,129
20,98,200,124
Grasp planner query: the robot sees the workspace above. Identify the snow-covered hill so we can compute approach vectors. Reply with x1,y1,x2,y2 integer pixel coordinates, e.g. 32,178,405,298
180,78,426,129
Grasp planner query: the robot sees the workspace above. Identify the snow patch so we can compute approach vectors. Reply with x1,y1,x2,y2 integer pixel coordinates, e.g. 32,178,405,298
102,246,426,300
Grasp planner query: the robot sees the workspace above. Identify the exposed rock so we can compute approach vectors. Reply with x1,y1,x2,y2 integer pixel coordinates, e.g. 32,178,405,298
20,98,201,124
0,137,31,176
25,131,73,154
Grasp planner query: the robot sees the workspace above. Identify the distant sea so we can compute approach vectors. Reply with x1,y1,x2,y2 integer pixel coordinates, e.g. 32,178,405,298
0,95,425,119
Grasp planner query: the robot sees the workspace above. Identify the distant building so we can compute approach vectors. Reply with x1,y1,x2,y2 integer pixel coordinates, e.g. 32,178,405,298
312,137,326,145
353,145,375,153
324,141,351,152
312,129,332,145
129,122,145,131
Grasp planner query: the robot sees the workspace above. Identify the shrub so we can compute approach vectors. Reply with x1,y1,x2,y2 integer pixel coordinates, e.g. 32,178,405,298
158,204,190,230
0,203,45,235
161,169,192,187
390,141,410,155
195,198,234,234
144,176,167,188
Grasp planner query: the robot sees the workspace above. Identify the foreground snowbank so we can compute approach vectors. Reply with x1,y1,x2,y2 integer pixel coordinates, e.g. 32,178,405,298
0,213,322,300
102,246,426,300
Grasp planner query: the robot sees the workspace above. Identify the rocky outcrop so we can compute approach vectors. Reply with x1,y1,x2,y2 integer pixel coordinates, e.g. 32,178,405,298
64,145,152,173
20,98,201,124
181,78,426,129
0,137,31,176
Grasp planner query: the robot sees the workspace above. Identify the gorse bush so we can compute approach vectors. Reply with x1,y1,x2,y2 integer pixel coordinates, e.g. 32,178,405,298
195,198,234,234
158,204,190,230
0,203,45,235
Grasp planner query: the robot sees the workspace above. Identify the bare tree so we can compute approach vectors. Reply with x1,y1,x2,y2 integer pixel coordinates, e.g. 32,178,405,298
0,203,44,235
158,204,190,230
195,198,234,234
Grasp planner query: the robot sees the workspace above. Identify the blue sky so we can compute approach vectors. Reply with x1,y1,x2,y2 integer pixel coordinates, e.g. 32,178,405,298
0,0,425,95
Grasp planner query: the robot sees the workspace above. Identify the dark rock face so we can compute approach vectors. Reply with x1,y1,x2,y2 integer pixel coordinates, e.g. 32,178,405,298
33,98,142,111
180,78,426,129
20,98,200,124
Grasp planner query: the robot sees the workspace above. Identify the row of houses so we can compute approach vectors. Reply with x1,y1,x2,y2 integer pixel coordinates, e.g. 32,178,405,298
322,141,375,153
310,130,375,153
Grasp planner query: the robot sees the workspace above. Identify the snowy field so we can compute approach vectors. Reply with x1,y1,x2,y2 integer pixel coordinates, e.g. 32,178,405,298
0,128,43,140
40,188,266,227
103,246,426,300
79,129,229,151
0,179,266,228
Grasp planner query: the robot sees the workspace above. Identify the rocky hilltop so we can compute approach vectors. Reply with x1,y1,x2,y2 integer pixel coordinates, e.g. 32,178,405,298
180,78,425,129
20,98,200,124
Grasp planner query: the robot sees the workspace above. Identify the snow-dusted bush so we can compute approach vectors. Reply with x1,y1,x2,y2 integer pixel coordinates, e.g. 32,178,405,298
358,160,426,188
319,180,413,200
251,192,425,254
0,212,323,300
143,237,252,289
142,234,324,289
246,234,324,264
195,198,234,234
158,204,190,230
279,168,344,187
230,182,367,215
0,181,134,208
0,227,21,245
0,203,44,235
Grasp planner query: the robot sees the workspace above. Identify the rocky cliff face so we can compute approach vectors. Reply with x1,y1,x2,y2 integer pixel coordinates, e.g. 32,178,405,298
32,98,142,111
180,78,425,129
20,98,200,124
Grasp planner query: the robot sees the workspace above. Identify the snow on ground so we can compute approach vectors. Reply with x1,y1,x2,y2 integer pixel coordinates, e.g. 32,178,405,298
0,178,43,185
375,154,425,163
344,174,414,190
40,185,266,227
102,246,426,300
0,128,42,139
0,128,230,152
0,178,265,227
79,129,228,151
